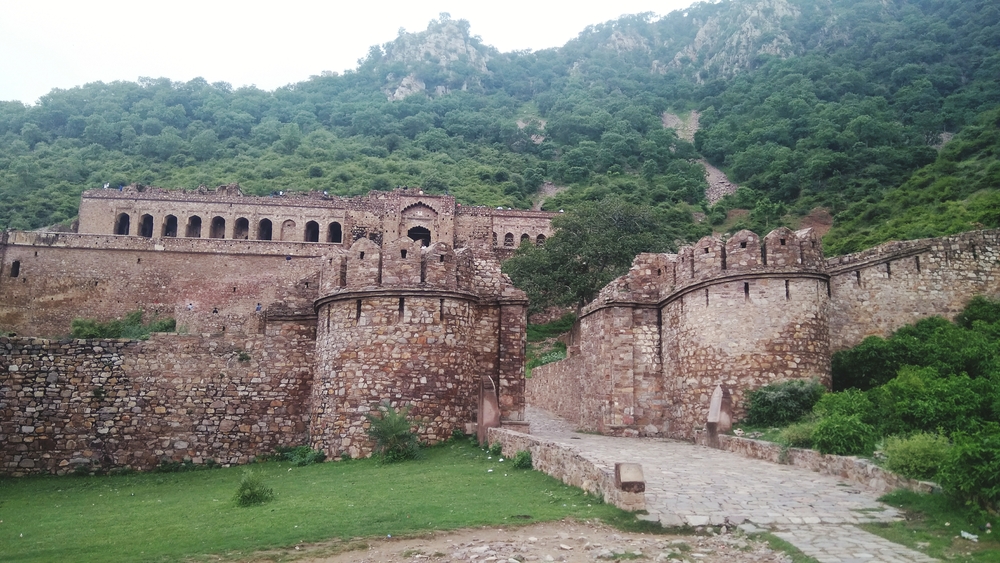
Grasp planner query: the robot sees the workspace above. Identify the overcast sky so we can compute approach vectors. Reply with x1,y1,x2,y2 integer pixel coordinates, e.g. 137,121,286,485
1,0,699,105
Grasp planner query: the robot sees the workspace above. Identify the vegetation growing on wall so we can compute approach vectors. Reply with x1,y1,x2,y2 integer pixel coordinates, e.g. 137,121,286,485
70,309,176,340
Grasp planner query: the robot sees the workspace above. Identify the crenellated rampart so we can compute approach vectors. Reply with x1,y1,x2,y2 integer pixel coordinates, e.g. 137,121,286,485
529,228,1000,439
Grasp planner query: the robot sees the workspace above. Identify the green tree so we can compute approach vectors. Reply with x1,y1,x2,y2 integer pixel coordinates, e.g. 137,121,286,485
503,197,704,312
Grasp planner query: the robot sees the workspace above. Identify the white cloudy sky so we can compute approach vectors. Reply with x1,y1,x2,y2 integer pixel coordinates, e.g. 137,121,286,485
1,0,698,105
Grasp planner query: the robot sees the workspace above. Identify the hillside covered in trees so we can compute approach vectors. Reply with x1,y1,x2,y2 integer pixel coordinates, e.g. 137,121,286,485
1,0,998,266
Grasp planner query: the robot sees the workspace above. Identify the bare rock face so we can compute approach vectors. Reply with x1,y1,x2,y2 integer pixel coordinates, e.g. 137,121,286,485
667,0,801,80
381,16,492,101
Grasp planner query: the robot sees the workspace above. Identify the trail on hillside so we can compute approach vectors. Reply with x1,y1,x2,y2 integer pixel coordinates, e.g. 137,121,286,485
533,181,566,211
662,111,739,204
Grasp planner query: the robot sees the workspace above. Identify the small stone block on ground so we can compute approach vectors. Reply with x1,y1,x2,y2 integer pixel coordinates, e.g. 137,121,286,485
615,462,645,493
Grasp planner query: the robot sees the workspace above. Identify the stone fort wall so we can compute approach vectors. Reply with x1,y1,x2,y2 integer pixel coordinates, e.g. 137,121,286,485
528,228,1000,439
0,186,532,474
1,321,314,476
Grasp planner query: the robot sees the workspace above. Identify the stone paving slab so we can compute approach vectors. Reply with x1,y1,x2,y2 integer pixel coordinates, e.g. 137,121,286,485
525,406,939,563
774,525,940,563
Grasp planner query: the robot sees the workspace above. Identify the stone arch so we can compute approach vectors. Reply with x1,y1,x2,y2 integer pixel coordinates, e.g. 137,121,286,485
139,214,154,238
520,233,530,245
328,222,343,243
407,226,431,247
162,215,178,237
114,213,130,235
305,221,320,243
492,232,498,246
258,218,273,241
504,233,514,247
536,234,546,246
280,219,297,241
186,216,202,238
234,217,249,239
209,216,226,238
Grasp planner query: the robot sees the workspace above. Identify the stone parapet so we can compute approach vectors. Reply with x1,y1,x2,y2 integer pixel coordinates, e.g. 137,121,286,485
487,427,645,512
694,432,939,496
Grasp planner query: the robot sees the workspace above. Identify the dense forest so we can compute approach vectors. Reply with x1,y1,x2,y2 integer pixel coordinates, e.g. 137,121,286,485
1,0,998,265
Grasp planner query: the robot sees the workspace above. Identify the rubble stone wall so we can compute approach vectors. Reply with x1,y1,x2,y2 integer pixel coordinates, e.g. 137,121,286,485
827,229,1000,351
528,228,1000,440
0,231,326,337
0,322,314,476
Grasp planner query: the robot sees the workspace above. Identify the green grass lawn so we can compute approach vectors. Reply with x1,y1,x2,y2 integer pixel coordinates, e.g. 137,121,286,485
863,490,1000,562
0,441,632,562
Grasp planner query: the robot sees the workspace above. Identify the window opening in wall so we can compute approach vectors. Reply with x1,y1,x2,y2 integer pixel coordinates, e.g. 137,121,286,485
439,255,444,263
233,287,236,292
785,280,790,300
305,221,320,243
258,219,273,241
744,282,750,301
762,243,768,265
915,255,921,273
971,245,978,260
504,233,514,247
339,261,347,287
827,280,832,297
34,251,37,256
326,309,330,330
10,260,20,278
139,214,153,238
521,233,530,245
328,222,343,243
703,247,709,254
401,250,407,259
355,299,362,322
492,232,498,246
657,268,662,276
855,270,862,286
234,218,249,240
740,241,747,249
162,215,178,237
420,259,427,283
359,251,365,260
536,234,546,246
721,246,727,270
398,297,405,320
886,262,891,279
705,288,709,306
186,216,202,238
439,298,445,321
780,238,786,246
137,258,141,264
114,213,131,235
210,216,226,239
407,226,431,247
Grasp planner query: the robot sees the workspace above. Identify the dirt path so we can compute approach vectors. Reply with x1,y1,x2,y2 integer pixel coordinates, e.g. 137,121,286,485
533,181,566,211
282,519,790,562
662,111,740,205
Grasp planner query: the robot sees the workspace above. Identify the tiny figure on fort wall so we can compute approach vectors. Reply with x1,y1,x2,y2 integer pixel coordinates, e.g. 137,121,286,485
187,303,194,311
255,303,262,313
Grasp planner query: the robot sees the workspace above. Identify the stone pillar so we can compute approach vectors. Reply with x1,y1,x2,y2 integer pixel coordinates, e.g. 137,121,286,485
497,300,527,422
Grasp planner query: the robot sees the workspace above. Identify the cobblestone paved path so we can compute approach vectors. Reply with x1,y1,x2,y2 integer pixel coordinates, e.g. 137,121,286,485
525,406,939,563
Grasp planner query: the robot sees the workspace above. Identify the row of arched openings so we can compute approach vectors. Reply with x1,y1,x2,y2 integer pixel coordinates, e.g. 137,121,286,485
493,232,546,247
114,213,343,243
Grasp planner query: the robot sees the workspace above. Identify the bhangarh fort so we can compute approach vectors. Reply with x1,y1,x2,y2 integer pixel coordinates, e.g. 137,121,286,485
1,183,999,476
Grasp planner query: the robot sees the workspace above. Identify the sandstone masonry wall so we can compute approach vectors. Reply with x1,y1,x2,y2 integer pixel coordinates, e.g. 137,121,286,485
1,322,314,476
528,228,1000,440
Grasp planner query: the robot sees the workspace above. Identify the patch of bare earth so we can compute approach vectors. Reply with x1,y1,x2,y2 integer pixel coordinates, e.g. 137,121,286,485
533,181,567,211
271,519,790,563
662,111,739,205
797,207,834,238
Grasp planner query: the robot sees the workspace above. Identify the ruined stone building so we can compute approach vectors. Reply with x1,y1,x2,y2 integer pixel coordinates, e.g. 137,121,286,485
0,185,554,474
527,227,1000,439
3,183,999,476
